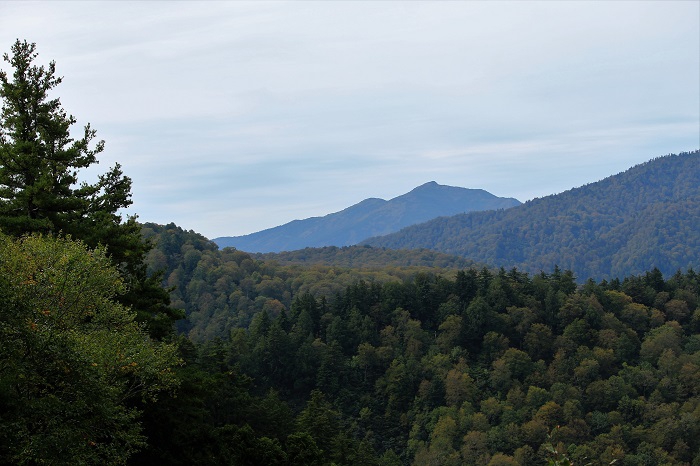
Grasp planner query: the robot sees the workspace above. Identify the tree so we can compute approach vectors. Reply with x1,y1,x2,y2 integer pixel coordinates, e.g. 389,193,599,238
296,390,340,455
285,432,323,466
0,39,124,244
0,40,180,338
460,431,490,465
444,358,475,407
0,233,180,465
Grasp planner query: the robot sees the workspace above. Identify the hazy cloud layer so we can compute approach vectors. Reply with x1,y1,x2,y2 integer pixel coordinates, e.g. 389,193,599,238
1,1,698,238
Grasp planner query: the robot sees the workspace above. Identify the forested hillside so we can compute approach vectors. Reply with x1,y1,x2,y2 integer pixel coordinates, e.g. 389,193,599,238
140,222,700,465
363,151,700,281
143,235,700,465
213,182,520,253
143,223,475,342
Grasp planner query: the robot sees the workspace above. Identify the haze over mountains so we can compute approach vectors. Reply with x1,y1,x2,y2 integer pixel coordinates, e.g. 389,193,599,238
213,182,520,252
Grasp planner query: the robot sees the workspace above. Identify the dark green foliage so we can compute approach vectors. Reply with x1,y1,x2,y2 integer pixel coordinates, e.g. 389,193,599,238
0,40,179,338
363,151,700,281
0,39,132,251
251,245,479,269
143,227,700,465
142,222,475,342
0,40,186,465
0,40,107,236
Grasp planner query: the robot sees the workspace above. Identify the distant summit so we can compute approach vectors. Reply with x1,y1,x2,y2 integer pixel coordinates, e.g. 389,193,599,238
213,182,520,252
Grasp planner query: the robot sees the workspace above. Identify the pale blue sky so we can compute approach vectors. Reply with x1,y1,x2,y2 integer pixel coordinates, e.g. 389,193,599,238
1,1,698,238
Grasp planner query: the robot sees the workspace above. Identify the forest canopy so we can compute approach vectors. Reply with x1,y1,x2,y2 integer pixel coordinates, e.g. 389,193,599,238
140,222,700,465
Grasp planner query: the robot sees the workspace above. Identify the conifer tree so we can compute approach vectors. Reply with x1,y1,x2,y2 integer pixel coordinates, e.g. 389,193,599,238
0,40,181,338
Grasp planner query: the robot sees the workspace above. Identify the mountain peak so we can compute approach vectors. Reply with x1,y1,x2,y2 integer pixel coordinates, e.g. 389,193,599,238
213,183,521,252
410,181,451,192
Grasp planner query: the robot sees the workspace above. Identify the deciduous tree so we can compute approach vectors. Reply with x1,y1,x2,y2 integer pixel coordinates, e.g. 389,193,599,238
0,234,179,465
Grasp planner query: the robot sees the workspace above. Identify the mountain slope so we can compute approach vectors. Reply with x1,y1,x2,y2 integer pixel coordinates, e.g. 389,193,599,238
213,182,520,252
362,151,700,280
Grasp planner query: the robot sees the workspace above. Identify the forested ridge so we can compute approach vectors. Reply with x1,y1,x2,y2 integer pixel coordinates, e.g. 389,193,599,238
2,40,699,466
250,245,478,269
143,242,700,465
362,151,700,281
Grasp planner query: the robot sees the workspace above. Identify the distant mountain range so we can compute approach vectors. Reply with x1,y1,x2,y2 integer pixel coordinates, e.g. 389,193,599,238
213,182,520,252
362,151,700,280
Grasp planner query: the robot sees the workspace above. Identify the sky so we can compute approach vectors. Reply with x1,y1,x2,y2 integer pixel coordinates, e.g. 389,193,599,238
1,1,698,239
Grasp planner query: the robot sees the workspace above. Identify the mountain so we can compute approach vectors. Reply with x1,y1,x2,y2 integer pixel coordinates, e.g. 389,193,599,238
213,182,520,252
362,151,700,280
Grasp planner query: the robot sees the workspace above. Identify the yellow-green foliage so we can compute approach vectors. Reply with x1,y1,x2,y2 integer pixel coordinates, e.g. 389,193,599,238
0,234,180,465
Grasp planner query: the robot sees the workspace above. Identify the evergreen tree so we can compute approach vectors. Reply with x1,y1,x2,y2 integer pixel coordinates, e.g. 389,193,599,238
0,39,111,236
0,40,181,337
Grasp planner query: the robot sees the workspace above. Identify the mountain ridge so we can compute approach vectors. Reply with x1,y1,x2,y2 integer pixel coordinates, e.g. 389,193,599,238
361,150,700,280
213,181,520,252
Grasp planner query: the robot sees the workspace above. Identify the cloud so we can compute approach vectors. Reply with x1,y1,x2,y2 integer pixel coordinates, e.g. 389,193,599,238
0,1,697,238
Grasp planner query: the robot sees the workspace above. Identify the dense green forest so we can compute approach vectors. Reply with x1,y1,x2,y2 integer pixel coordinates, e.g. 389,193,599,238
141,232,700,465
2,40,699,466
0,40,180,464
250,245,478,269
142,223,476,342
140,223,700,465
363,151,700,281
